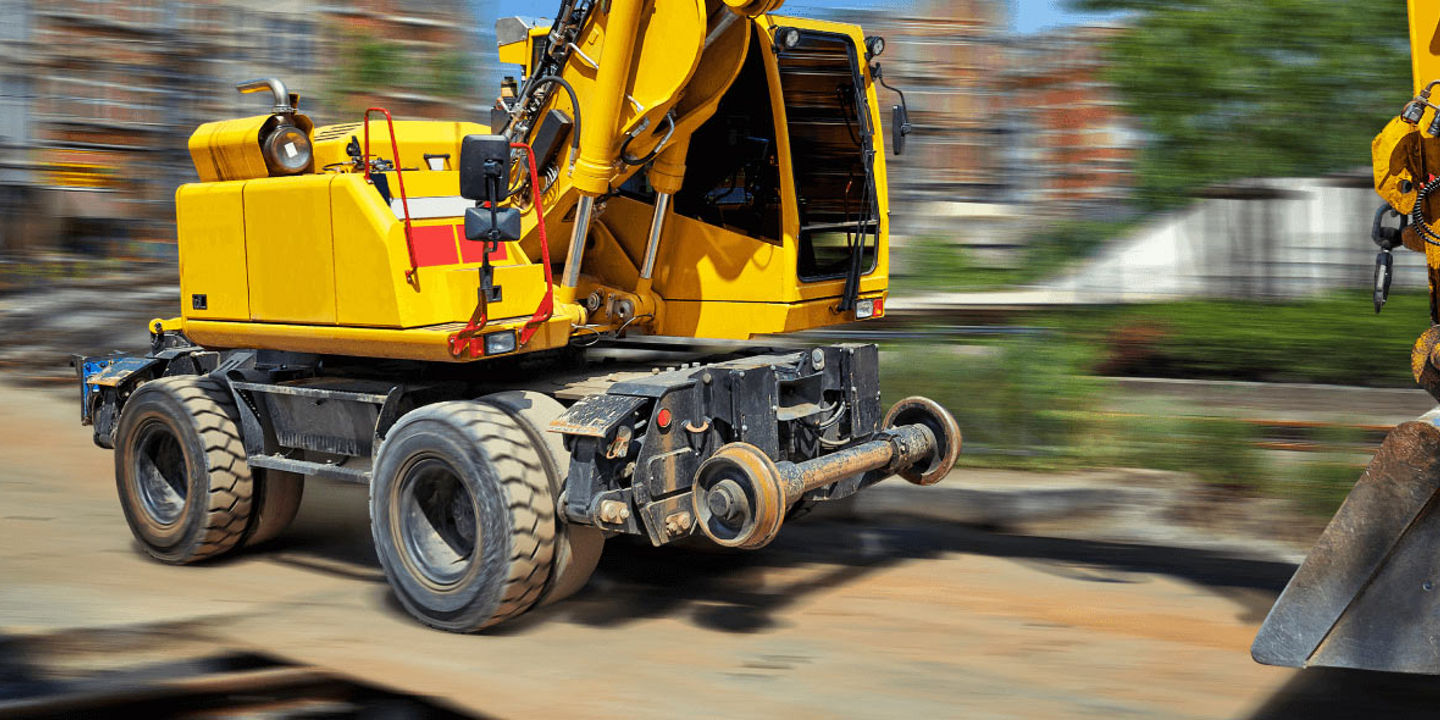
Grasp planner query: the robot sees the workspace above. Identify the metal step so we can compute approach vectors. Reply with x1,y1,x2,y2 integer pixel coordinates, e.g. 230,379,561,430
247,454,371,484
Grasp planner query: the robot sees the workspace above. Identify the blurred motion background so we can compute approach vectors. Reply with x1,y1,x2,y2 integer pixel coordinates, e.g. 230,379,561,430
0,0,1414,522
0,1,1433,717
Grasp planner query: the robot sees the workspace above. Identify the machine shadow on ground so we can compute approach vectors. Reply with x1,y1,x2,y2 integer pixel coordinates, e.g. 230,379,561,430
1248,667,1440,719
267,478,1299,637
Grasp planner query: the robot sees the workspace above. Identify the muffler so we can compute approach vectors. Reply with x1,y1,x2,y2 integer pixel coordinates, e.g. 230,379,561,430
690,396,960,549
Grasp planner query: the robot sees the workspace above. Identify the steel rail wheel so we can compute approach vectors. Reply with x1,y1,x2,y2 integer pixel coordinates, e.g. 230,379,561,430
882,396,962,486
691,442,787,550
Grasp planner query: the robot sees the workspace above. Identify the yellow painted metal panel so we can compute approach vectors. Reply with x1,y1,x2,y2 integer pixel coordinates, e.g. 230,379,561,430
602,196,884,308
181,315,573,363
331,174,407,327
244,176,338,324
661,294,886,339
441,264,550,322
1412,0,1440,93
498,25,550,69
600,196,785,302
189,116,269,183
331,173,552,329
176,181,250,321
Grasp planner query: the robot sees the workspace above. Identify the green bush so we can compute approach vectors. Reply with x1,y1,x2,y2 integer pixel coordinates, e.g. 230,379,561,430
1050,291,1430,387
1102,415,1266,490
1268,459,1364,518
880,336,1103,463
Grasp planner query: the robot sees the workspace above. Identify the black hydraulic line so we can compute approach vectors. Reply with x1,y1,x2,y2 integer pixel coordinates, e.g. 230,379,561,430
620,112,676,166
525,76,583,161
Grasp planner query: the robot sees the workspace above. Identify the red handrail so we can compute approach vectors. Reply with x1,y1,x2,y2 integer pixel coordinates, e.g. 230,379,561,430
448,142,555,358
363,107,418,284
517,142,556,347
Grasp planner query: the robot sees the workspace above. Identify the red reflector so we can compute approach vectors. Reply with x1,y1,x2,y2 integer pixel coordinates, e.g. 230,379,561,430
657,408,672,429
874,297,884,317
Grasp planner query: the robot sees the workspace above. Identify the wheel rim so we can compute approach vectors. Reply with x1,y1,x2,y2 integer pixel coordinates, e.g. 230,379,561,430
395,456,481,590
691,443,786,550
132,419,189,526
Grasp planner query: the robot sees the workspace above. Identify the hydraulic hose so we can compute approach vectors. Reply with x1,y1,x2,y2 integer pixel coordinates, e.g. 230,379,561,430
620,113,676,166
522,75,583,166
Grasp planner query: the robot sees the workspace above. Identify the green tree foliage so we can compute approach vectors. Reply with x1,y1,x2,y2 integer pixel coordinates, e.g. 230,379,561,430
1071,0,1412,209
424,51,473,99
350,33,405,90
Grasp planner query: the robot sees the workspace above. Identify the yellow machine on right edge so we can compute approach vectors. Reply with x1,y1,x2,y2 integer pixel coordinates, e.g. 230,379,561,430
1253,0,1440,674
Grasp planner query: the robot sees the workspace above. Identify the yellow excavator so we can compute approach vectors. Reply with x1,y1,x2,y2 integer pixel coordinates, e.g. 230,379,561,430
1253,0,1440,674
74,0,960,632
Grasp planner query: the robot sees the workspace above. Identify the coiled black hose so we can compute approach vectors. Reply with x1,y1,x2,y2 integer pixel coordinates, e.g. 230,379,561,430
1412,175,1440,246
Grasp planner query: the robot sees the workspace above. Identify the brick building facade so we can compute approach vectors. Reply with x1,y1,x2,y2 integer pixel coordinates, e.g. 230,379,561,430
0,0,490,256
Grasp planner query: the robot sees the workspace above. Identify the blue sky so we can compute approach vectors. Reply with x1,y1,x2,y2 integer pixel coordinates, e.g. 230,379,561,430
487,0,1117,35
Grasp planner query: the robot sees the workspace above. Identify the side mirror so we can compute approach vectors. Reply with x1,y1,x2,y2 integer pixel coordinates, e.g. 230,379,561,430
465,206,523,242
459,134,511,203
892,104,912,156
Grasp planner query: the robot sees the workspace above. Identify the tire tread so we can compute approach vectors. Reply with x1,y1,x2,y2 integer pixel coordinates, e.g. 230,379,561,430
135,375,253,562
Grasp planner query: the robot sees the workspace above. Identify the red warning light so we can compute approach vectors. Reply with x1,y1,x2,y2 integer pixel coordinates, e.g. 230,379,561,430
657,408,672,429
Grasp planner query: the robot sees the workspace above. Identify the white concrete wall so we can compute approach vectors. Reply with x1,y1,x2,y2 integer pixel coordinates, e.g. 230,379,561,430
1047,177,1421,301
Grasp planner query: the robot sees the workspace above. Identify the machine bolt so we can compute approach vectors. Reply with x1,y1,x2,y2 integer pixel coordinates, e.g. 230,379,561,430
707,479,745,521
811,348,826,369
702,372,713,384
664,511,693,536
599,500,631,524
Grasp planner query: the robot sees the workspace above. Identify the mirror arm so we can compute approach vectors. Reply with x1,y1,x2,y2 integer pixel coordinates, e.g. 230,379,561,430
873,62,912,155
873,62,908,114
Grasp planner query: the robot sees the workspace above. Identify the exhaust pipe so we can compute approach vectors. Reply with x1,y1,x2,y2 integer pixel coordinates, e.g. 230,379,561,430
690,396,961,549
236,77,296,115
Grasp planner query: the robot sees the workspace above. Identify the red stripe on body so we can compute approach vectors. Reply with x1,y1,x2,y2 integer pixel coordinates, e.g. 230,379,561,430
411,224,459,267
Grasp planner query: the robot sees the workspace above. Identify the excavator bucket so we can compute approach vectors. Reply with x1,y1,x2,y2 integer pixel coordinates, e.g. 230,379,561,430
1253,420,1440,673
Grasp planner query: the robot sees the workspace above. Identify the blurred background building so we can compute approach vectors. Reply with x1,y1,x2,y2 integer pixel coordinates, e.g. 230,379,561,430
830,1,1138,270
835,0,1010,208
7,0,1378,306
1002,24,1136,220
0,0,491,258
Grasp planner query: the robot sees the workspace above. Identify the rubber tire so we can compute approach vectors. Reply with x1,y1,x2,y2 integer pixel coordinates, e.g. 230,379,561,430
478,390,604,607
370,401,556,632
244,469,305,547
113,375,253,564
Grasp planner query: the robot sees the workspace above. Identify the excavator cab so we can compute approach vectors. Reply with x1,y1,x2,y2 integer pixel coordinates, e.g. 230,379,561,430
493,9,897,332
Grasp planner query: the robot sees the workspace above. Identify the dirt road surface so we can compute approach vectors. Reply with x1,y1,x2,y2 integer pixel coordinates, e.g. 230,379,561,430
3,380,1438,718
